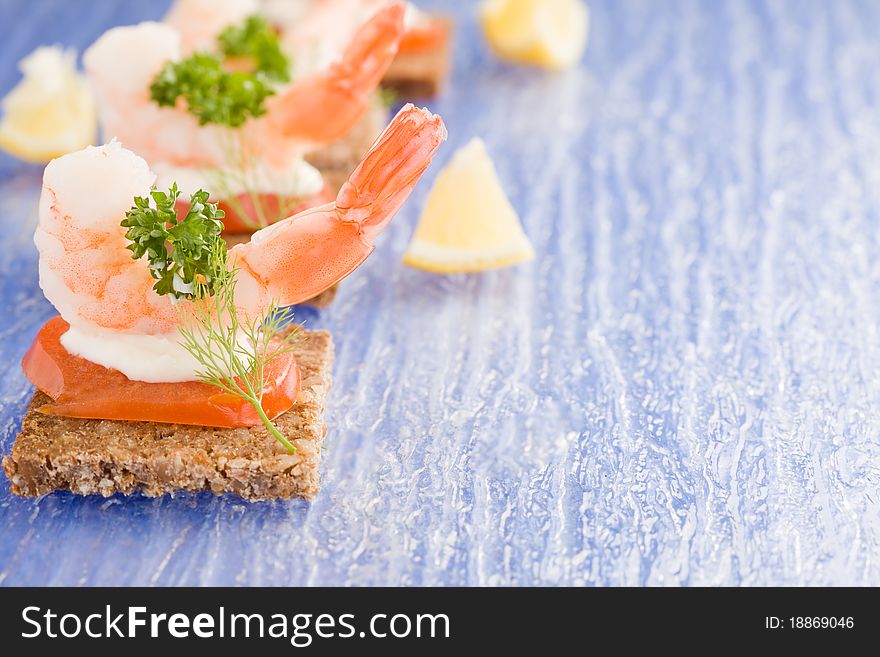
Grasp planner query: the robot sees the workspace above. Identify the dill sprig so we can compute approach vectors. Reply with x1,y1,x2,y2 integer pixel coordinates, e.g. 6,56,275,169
178,252,302,453
207,130,309,230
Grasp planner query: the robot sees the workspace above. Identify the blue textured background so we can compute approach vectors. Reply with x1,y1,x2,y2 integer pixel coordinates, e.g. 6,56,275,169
2,0,880,586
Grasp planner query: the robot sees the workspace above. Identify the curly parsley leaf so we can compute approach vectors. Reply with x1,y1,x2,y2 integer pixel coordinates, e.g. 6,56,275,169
150,54,275,127
149,15,290,127
218,15,290,83
121,183,228,300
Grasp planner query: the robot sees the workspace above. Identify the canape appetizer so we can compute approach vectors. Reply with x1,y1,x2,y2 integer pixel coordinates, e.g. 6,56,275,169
85,1,406,236
2,105,446,500
259,0,452,97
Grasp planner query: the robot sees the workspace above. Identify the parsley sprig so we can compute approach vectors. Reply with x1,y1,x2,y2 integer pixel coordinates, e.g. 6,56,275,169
121,183,226,300
218,15,290,83
150,15,290,127
150,54,276,127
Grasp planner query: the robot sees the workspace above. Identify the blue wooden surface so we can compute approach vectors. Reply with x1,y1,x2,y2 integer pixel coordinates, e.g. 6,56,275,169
3,0,880,586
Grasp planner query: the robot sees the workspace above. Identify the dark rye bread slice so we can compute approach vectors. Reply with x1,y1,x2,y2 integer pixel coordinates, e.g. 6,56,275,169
2,330,334,501
382,18,453,98
300,285,338,309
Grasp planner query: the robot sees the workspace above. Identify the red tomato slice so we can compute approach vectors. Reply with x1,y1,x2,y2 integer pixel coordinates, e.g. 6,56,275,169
22,316,300,429
399,18,450,54
174,185,334,234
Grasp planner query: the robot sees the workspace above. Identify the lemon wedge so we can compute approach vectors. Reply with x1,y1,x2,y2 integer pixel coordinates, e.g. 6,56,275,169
480,0,590,70
0,46,97,164
403,138,534,274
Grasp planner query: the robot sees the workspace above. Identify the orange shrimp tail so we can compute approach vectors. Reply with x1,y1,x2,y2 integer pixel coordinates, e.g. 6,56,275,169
337,103,448,240
268,2,405,144
230,104,445,309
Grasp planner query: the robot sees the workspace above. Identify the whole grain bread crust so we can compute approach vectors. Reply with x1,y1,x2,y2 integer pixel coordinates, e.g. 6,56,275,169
2,330,334,501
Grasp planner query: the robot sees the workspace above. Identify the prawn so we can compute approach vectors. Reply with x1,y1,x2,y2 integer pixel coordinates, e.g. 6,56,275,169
269,0,438,62
164,0,259,56
35,104,446,337
83,3,406,170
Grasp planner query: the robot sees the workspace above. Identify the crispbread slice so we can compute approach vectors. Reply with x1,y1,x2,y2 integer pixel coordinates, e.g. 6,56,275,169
382,18,453,98
2,330,334,501
302,285,338,308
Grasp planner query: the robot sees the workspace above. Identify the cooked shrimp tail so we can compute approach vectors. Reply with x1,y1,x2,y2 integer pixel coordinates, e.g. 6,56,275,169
232,104,447,308
266,2,406,144
336,101,448,240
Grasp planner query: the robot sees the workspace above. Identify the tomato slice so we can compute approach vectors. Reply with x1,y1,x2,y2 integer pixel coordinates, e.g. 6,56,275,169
399,18,450,54
174,185,334,234
22,316,300,428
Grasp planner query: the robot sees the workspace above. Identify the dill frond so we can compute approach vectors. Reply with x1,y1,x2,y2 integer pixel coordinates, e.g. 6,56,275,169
177,243,301,453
